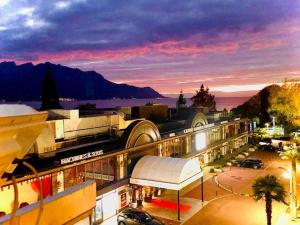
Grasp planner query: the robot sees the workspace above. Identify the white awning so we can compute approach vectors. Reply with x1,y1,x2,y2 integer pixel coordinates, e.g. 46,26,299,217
130,156,203,190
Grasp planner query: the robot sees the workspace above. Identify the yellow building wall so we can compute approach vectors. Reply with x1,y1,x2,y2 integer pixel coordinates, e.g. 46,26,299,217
1,180,96,225
0,181,38,214
63,115,120,139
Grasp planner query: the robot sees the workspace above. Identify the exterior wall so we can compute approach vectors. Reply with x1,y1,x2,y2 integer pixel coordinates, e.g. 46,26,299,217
34,126,56,155
0,180,39,214
47,112,134,142
1,116,249,224
0,180,96,225
48,109,79,120
62,115,119,139
132,105,168,122
34,113,138,155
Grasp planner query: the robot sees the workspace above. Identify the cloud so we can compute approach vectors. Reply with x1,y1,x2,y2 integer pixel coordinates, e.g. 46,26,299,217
0,0,299,59
0,0,10,7
0,0,300,96
55,1,71,9
249,39,284,51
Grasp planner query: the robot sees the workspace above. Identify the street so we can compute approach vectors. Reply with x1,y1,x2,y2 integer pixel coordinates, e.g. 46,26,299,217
183,150,296,225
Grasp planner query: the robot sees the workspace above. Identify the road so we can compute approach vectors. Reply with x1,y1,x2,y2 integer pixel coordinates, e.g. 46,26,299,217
183,150,297,225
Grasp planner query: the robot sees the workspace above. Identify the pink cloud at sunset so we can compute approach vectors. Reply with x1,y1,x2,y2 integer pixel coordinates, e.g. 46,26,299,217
0,0,300,97
249,39,284,51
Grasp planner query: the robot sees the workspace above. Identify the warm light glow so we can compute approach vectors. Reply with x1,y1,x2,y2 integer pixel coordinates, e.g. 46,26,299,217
195,132,206,151
102,190,118,220
211,84,269,92
283,169,291,179
150,199,191,212
0,182,38,214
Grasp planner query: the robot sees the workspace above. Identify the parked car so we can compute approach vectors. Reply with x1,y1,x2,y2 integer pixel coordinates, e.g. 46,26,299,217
236,158,264,169
258,144,278,152
118,209,164,225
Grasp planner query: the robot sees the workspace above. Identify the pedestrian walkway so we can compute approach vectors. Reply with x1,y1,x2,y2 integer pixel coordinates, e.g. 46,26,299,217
142,195,207,223
137,165,218,224
276,213,300,225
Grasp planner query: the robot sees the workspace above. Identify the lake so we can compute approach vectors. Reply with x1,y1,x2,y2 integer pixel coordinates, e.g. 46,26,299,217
6,97,250,111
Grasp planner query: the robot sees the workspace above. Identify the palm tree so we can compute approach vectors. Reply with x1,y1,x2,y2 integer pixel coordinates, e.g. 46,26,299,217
252,175,286,225
280,143,300,218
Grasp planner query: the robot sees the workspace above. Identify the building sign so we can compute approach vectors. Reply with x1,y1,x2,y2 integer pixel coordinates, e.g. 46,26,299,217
60,150,103,164
204,123,214,128
83,172,114,181
120,192,127,208
183,128,193,134
169,133,175,137
193,126,202,131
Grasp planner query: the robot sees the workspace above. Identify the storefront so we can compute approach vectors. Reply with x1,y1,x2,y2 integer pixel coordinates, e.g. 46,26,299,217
93,185,131,225
130,155,203,221
0,174,54,216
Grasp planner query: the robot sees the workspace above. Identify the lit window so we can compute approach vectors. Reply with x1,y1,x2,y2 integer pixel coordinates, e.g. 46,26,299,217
195,133,206,150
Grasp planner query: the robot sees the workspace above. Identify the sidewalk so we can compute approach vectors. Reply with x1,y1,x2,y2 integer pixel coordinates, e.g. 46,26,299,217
276,213,300,225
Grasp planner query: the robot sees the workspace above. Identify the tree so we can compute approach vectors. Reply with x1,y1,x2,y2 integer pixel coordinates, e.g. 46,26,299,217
191,84,216,111
231,84,280,126
280,143,300,219
269,79,300,130
176,90,186,109
40,66,62,110
252,175,286,225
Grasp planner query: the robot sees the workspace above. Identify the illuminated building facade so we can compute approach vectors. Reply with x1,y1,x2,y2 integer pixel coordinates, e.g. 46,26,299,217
0,105,248,224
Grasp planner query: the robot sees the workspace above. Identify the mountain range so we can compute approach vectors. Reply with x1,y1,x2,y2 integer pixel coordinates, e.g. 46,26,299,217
0,61,163,101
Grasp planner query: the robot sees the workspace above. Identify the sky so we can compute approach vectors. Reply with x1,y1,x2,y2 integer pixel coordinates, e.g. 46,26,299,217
0,0,300,97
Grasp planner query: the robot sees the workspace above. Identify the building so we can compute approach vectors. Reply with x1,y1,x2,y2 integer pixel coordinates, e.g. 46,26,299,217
0,104,249,224
0,105,96,225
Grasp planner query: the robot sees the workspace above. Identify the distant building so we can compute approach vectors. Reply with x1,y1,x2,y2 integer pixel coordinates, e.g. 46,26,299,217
131,103,169,123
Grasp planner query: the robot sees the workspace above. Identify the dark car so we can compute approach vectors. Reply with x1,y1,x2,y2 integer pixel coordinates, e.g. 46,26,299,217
118,209,164,225
258,144,278,152
236,159,263,169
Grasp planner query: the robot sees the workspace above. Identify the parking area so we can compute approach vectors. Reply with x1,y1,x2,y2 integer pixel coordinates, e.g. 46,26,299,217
184,149,298,225
118,149,299,225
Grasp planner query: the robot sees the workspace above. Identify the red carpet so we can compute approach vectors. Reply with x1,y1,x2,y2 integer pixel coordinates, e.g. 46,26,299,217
150,199,191,212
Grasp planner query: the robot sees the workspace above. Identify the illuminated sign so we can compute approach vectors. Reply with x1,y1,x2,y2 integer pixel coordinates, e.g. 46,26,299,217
184,128,193,134
169,133,176,137
82,172,114,181
204,123,214,128
60,150,103,164
193,126,202,131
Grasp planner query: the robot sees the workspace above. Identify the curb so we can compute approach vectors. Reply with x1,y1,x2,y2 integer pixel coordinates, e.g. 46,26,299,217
214,173,252,198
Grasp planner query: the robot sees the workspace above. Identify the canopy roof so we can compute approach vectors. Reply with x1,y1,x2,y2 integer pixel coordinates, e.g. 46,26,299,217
0,105,48,186
130,156,202,190
0,104,37,116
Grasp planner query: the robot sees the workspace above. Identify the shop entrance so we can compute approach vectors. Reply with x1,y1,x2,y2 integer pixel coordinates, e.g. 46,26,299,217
129,155,204,221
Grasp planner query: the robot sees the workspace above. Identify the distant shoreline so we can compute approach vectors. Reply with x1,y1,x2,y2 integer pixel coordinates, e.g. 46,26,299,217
1,96,250,111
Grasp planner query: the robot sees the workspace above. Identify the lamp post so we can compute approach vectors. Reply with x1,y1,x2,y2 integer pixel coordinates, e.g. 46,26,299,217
282,167,297,219
280,144,299,219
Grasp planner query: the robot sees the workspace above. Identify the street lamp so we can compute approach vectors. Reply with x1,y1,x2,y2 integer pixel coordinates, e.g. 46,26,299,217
280,168,296,218
279,164,298,219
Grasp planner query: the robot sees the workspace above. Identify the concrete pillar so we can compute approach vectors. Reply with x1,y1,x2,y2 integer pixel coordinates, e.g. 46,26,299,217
116,154,127,180
184,136,191,154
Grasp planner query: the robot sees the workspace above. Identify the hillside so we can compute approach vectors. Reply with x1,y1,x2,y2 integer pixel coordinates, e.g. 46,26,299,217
231,84,280,124
0,61,163,101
